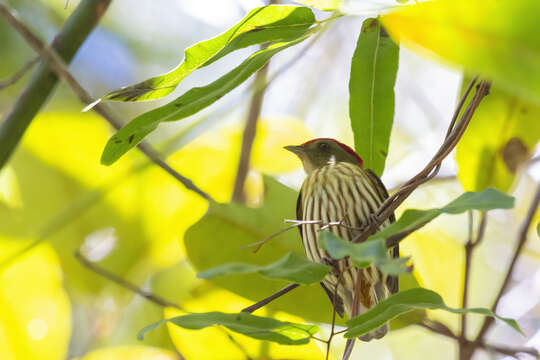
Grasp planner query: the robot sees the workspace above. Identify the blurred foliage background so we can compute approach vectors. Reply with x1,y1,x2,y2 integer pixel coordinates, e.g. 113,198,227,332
0,0,539,359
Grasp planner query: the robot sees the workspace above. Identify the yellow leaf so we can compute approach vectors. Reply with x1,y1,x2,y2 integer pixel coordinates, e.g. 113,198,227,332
381,0,540,105
74,345,178,360
0,239,71,360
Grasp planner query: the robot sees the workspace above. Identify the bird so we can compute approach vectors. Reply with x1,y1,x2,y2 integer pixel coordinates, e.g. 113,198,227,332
284,138,398,345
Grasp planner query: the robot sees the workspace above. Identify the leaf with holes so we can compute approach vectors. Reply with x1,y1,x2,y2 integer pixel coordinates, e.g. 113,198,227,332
138,312,319,345
345,288,523,338
318,231,410,275
98,5,315,103
100,33,314,165
349,17,399,176
197,252,330,285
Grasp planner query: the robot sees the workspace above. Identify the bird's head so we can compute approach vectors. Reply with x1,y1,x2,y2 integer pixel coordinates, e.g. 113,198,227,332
284,138,363,174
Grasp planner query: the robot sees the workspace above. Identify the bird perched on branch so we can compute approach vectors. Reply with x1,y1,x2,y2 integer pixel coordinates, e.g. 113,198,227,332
285,138,398,348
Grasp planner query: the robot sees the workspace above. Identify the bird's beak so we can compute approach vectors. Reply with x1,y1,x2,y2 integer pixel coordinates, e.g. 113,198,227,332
284,145,305,157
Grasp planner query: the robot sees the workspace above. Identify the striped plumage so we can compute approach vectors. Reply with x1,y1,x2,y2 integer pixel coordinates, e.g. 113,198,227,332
286,138,397,342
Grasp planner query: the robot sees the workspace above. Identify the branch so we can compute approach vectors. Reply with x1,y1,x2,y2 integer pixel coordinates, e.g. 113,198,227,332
474,183,540,343
0,56,39,90
232,58,269,203
420,321,539,358
0,0,111,169
460,212,487,342
241,283,300,313
352,78,490,244
75,251,183,310
0,3,213,201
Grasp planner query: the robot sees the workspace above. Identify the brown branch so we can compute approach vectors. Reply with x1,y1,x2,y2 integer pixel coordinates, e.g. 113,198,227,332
75,251,184,310
474,184,540,345
0,56,39,90
352,78,490,244
241,283,300,313
419,321,539,358
388,174,457,193
232,60,269,203
0,3,213,201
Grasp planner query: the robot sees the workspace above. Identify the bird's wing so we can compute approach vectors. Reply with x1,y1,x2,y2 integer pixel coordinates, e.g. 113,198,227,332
297,189,344,318
365,169,399,295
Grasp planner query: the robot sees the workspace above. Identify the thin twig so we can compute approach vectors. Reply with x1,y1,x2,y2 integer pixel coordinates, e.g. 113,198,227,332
241,283,300,313
388,174,457,193
0,3,213,201
75,251,184,310
460,210,475,342
419,321,539,357
352,78,490,244
0,0,112,170
0,56,39,90
474,184,540,344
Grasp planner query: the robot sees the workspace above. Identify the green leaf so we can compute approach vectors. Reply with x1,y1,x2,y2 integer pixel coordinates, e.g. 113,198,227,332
294,0,342,11
102,5,315,102
349,18,399,176
138,312,319,345
537,221,540,238
184,176,340,324
101,33,314,165
318,231,410,275
197,252,330,285
381,0,540,106
345,288,523,338
370,188,514,242
457,82,540,192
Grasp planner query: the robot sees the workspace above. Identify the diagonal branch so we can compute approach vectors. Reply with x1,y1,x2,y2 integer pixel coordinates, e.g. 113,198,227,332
232,60,269,203
474,184,540,344
352,78,490,244
0,0,112,169
0,3,213,201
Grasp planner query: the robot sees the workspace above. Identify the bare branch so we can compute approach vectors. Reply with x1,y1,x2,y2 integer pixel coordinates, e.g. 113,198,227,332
474,184,540,343
232,61,269,203
0,3,213,201
241,283,300,313
75,251,183,310
352,78,490,244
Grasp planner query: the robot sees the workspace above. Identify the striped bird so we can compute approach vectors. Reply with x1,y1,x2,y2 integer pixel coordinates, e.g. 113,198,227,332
285,138,398,343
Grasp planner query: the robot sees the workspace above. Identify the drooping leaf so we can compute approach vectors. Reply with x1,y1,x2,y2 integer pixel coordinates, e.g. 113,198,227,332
197,252,330,285
381,0,540,105
457,82,540,192
349,18,399,176
138,312,318,345
163,290,325,359
345,288,523,338
101,34,314,165
294,0,342,11
318,231,410,275
100,5,315,103
369,188,514,242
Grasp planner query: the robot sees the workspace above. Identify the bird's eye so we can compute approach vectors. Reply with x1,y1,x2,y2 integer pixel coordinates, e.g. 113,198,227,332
319,142,330,151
